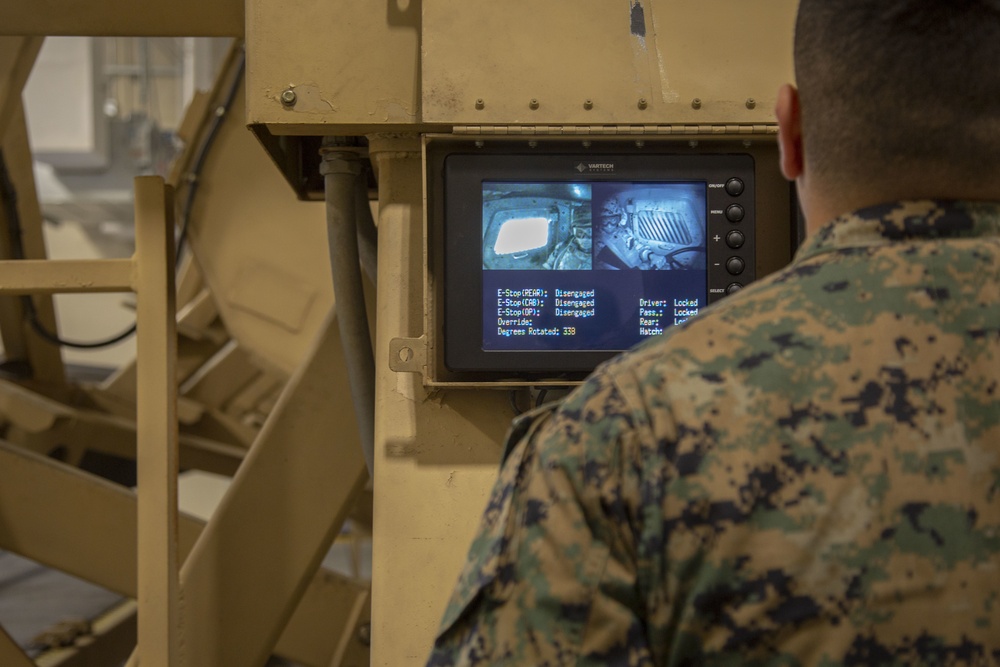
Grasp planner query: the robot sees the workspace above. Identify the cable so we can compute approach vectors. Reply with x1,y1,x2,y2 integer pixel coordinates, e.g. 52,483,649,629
174,45,245,267
0,147,139,350
0,44,246,352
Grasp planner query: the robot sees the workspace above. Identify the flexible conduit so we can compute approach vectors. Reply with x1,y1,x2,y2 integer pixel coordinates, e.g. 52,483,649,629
321,145,375,477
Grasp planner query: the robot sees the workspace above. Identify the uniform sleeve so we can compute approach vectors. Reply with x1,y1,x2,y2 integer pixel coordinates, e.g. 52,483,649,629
426,372,653,667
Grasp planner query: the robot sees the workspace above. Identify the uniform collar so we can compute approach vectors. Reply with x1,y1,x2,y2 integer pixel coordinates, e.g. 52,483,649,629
795,200,1000,262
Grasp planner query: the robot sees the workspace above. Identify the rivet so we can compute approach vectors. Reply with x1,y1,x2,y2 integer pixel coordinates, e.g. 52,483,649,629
475,98,485,110
583,99,594,110
280,89,297,107
529,98,540,110
637,98,648,110
745,98,757,109
691,98,702,110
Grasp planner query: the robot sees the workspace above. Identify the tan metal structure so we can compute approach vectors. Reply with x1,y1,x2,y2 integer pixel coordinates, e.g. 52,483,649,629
245,2,797,664
0,1,801,665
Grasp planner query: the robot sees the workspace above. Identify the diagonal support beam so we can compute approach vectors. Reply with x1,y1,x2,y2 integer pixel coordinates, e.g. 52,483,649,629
0,440,370,666
168,308,369,666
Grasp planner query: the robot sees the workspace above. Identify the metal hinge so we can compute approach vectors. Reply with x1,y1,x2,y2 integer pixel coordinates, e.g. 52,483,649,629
453,124,777,136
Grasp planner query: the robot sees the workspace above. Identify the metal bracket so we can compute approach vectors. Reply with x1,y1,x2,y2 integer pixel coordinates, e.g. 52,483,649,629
389,335,427,374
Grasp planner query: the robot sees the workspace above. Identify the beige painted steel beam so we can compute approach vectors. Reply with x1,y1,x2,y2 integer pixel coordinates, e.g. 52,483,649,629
0,441,200,596
169,309,369,666
0,378,245,475
0,626,34,667
368,136,514,666
0,258,134,294
132,176,180,667
0,439,370,665
0,0,243,37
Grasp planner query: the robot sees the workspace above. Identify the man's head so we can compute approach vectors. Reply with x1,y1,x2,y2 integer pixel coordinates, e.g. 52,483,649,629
777,0,1000,227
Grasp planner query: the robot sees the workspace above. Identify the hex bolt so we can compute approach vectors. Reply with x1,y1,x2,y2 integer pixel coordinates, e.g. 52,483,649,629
583,99,594,110
745,98,757,109
637,97,648,110
529,98,540,110
280,88,297,107
475,98,485,110
692,98,702,109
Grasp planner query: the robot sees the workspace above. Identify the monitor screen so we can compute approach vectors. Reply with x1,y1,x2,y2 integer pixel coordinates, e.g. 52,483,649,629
443,152,755,377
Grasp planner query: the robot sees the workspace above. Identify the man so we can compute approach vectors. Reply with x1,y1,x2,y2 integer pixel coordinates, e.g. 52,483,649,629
428,0,1000,664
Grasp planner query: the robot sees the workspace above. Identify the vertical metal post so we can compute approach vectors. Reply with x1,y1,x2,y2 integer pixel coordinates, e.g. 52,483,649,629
133,175,180,666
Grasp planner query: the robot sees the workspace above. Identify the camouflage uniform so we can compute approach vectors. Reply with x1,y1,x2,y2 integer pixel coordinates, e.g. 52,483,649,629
428,200,1000,667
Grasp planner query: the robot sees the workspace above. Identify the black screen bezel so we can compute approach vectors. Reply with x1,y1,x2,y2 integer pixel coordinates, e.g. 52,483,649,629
443,152,755,376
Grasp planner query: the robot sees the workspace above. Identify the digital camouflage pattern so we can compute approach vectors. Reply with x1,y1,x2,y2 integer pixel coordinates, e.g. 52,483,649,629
428,200,1000,666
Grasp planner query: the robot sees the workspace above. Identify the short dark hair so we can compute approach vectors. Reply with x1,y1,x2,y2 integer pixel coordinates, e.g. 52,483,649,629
794,0,1000,190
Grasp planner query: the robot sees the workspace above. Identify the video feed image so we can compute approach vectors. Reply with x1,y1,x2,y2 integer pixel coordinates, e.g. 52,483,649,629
482,183,593,270
593,183,707,270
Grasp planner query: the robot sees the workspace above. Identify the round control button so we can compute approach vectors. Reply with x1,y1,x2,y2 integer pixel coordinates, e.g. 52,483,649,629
726,230,745,249
725,178,745,197
726,283,744,295
726,256,745,275
726,204,745,223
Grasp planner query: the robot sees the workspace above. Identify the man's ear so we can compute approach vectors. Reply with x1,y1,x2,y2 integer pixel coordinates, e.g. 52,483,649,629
775,84,804,181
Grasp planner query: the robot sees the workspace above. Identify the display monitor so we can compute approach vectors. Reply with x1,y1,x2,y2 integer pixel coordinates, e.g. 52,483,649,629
443,152,755,377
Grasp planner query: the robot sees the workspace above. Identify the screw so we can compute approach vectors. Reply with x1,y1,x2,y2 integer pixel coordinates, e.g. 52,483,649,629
528,140,538,148
474,140,485,148
689,140,699,148
529,99,539,110
637,98,648,110
692,98,702,110
280,89,297,107
745,98,756,109
475,98,485,110
583,99,593,110
635,140,645,148
582,140,592,148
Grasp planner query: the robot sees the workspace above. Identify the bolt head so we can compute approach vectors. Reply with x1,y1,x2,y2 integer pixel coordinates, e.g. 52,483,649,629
280,89,297,106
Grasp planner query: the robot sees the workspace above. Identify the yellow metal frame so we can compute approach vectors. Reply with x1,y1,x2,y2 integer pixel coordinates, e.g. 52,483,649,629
0,175,179,665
